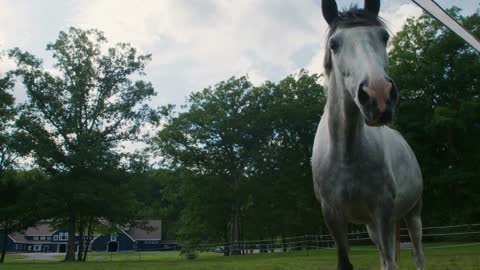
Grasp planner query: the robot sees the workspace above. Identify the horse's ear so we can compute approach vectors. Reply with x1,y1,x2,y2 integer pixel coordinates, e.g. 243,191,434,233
322,0,338,25
364,0,380,16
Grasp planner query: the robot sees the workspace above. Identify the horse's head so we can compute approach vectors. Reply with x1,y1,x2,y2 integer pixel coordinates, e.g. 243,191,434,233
322,0,398,126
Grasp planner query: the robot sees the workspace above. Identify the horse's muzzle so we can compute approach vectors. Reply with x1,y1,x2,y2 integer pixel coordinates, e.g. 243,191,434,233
365,109,393,126
358,76,397,126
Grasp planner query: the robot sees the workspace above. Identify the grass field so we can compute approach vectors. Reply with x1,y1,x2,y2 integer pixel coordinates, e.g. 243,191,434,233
1,244,480,270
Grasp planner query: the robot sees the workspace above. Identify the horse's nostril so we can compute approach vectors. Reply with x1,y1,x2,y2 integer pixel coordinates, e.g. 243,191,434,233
358,80,370,105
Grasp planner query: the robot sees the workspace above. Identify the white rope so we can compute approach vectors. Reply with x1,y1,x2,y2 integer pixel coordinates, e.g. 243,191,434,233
307,243,480,250
422,231,480,237
193,241,480,252
411,0,480,53
400,223,480,231
424,242,480,249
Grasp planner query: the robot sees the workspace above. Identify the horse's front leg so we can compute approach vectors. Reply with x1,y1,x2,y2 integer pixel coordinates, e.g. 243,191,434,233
322,206,353,270
375,199,399,270
366,223,386,269
404,201,426,270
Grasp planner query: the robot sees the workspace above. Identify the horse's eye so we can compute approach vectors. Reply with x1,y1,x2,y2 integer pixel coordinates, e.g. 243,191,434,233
329,38,340,52
381,31,390,44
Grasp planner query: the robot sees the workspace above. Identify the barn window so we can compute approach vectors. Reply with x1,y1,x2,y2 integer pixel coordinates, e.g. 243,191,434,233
59,232,69,241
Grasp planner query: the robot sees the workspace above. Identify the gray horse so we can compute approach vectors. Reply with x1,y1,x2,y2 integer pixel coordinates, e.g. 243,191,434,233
312,1,425,270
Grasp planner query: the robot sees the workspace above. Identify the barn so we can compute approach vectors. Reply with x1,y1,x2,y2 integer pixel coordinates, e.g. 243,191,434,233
0,223,70,253
0,220,178,253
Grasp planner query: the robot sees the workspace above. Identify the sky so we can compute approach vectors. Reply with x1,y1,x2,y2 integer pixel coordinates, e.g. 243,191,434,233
0,0,477,162
0,0,478,108
0,0,480,106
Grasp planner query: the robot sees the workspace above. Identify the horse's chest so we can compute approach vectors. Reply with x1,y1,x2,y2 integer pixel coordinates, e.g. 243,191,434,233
316,164,384,196
313,158,393,215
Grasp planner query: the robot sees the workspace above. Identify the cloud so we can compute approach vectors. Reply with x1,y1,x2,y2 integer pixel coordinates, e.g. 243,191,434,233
0,0,32,75
2,0,425,110
68,0,328,104
0,0,430,155
381,3,423,34
0,1,32,50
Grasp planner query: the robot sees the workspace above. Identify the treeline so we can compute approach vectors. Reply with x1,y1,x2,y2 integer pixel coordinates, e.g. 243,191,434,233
1,8,479,262
390,8,480,225
153,71,327,255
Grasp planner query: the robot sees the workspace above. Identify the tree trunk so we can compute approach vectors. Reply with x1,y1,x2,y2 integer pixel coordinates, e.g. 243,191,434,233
0,221,9,263
64,216,76,261
223,227,230,256
230,205,240,255
77,219,84,262
82,218,94,261
240,219,244,255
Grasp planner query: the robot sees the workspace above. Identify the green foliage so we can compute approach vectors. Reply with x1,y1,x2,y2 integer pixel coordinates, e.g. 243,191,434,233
0,170,47,262
9,27,157,173
390,8,480,224
156,76,263,250
155,70,327,250
129,169,186,241
0,69,22,171
0,71,15,123
242,71,326,238
7,27,156,261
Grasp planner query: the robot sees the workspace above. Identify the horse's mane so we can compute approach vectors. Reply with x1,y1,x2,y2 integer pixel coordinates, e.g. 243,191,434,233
324,6,387,75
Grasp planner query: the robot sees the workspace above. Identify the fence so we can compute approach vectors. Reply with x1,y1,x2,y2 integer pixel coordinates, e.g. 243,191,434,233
183,222,480,254
9,222,480,269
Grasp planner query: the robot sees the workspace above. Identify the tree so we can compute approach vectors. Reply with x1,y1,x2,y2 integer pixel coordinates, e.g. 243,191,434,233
155,71,327,254
390,8,480,225
130,168,185,240
9,27,157,261
156,76,268,255
0,59,41,264
242,71,326,240
0,66,22,171
0,170,46,263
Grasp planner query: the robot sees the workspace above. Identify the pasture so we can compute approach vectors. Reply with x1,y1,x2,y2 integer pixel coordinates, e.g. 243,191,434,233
1,244,480,270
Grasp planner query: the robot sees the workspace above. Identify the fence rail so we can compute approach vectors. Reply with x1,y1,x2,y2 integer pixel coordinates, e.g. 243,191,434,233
182,222,480,253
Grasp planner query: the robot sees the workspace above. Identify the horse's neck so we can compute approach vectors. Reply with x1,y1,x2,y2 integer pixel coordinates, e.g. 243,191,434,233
326,74,364,161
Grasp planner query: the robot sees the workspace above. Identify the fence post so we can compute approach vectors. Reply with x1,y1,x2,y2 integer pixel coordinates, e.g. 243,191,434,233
395,222,400,265
305,235,309,256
